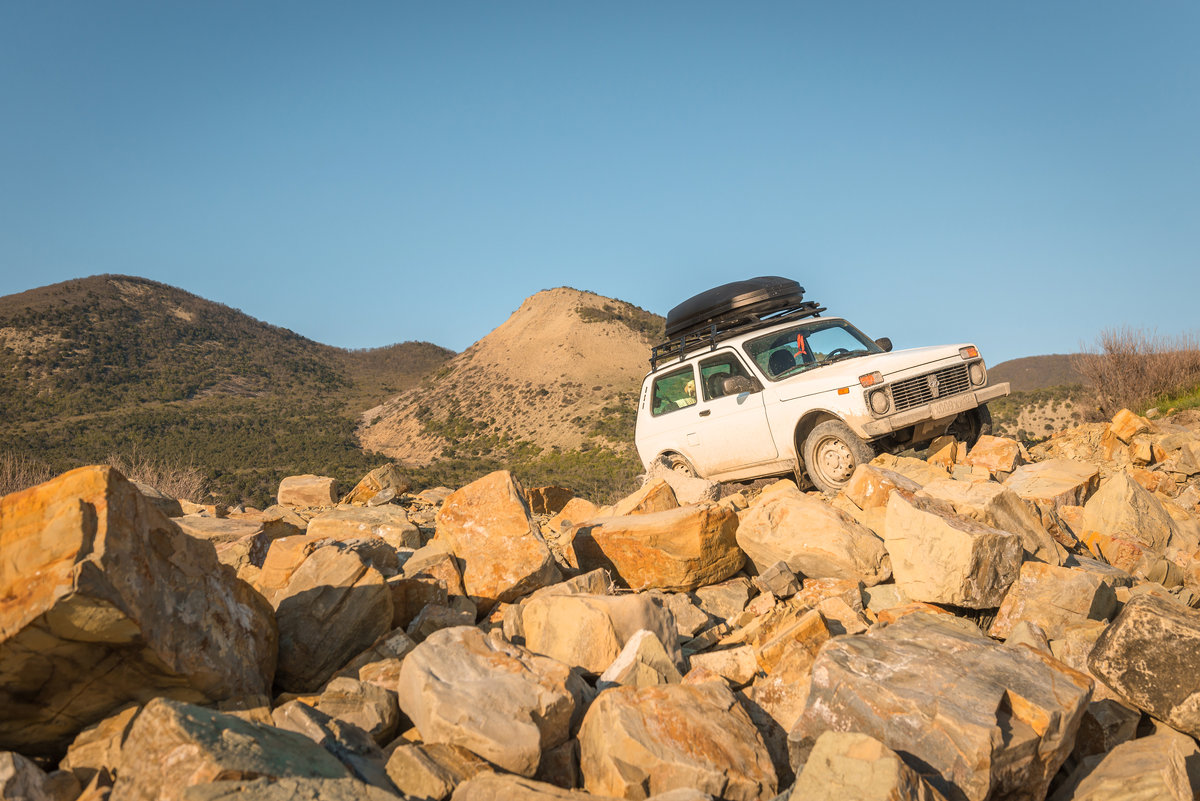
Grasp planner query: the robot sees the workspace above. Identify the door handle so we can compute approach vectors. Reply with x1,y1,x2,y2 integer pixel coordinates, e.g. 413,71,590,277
699,409,711,417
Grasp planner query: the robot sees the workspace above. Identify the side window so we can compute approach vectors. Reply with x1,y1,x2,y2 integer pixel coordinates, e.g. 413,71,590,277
699,353,755,401
651,366,697,416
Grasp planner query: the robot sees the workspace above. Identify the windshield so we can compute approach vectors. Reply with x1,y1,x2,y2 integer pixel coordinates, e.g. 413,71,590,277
743,319,882,381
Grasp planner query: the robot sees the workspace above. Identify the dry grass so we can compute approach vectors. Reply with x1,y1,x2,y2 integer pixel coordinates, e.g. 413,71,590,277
105,447,207,502
1072,327,1200,419
0,450,56,497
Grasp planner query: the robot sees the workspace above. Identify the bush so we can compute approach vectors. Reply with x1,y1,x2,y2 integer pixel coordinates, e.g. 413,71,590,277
1072,328,1200,418
0,450,55,497
105,447,208,502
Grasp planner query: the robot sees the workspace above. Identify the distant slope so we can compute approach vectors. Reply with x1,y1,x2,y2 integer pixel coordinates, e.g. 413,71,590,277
0,275,453,505
988,354,1083,392
359,287,664,466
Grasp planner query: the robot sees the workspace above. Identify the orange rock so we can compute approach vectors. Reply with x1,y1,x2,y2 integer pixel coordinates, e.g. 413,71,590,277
875,602,955,625
965,435,1024,476
277,474,338,507
843,464,922,511
1109,409,1151,444
1129,468,1161,493
610,477,679,517
524,486,574,515
546,496,600,533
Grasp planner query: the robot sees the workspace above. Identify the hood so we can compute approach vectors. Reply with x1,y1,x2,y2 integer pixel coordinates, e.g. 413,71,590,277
773,344,971,401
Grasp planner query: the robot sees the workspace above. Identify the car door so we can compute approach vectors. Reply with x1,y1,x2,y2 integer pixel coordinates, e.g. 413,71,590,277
688,351,779,475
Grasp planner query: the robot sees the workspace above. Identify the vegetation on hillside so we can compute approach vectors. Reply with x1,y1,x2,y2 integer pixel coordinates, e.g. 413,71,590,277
1072,327,1200,418
576,301,665,342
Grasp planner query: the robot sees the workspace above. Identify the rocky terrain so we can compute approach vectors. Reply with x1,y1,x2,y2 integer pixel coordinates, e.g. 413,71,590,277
4,406,1200,801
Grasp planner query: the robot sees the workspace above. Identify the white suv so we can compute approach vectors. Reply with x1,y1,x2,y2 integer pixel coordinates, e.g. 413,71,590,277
634,277,1010,493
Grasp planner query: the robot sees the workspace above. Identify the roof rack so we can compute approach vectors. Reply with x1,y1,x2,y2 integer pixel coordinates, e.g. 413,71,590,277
650,300,826,370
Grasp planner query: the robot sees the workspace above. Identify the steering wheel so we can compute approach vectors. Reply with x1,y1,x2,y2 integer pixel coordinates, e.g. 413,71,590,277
826,348,850,358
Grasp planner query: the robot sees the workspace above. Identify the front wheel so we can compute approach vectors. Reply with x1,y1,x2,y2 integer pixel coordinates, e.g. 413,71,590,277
802,420,877,494
946,404,993,448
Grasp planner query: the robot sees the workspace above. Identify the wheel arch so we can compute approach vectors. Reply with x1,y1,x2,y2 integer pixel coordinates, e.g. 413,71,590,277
793,410,842,456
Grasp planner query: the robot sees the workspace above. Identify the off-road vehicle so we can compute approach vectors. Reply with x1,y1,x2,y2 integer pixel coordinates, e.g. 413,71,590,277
634,277,1010,493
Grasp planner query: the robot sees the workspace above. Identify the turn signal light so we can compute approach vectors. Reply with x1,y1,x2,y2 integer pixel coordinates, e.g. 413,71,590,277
959,346,979,360
859,371,883,388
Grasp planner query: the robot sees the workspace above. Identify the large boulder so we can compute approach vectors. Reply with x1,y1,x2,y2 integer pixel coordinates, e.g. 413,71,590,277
579,681,778,801
988,560,1117,640
111,697,349,801
1081,470,1180,553
522,593,681,675
396,626,586,778
1088,593,1200,737
883,491,1022,608
256,537,392,692
435,471,560,611
571,504,744,592
277,474,338,507
790,613,1092,801
179,778,398,801
736,483,890,585
341,464,410,506
0,466,276,757
1067,728,1199,801
964,435,1023,476
1004,458,1101,510
307,506,421,551
917,478,1063,564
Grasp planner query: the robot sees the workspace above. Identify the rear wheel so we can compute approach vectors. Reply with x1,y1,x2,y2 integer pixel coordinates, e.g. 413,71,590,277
802,420,877,494
663,453,696,477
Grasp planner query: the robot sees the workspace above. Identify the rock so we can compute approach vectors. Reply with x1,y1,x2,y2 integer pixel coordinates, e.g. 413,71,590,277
525,486,575,515
751,562,800,598
644,456,722,505
385,742,488,801
387,575,450,629
1068,728,1198,801
326,627,416,688
989,561,1118,640
736,483,890,586
926,435,965,470
450,772,614,801
611,477,679,516
598,629,683,689
0,752,61,801
60,704,141,787
179,777,398,801
657,592,710,641
1109,408,1152,444
307,506,421,551
1088,593,1200,737
843,464,922,511
918,478,1063,564
256,537,392,693
406,604,475,642
1081,471,1180,554
692,577,754,620
1072,699,1140,760
396,626,586,777
277,474,338,507
522,593,681,675
315,677,400,746
687,645,758,687
342,464,410,506
1004,620,1051,653
403,542,475,616
964,434,1023,476
883,491,1022,608
789,612,1092,801
571,504,744,592
435,470,561,611
270,700,394,791
0,466,277,757
785,731,948,801
869,454,950,486
579,681,777,801
1006,459,1102,511
111,698,350,800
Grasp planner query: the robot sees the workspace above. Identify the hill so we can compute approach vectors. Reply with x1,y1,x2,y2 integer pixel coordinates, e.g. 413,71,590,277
359,288,664,498
987,354,1083,392
0,275,453,505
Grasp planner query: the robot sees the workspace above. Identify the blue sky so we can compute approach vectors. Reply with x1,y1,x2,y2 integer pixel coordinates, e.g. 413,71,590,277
1,2,1197,365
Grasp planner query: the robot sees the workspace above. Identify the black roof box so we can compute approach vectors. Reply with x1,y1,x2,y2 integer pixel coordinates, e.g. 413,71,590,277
665,276,806,339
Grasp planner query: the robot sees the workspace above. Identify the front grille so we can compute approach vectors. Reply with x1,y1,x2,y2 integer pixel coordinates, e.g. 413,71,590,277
889,364,972,412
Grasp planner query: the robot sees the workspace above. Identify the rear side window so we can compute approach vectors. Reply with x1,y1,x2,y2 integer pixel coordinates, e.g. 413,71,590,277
699,353,754,400
651,366,697,416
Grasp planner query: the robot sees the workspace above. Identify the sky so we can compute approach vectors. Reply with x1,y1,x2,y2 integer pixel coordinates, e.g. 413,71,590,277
1,2,1197,365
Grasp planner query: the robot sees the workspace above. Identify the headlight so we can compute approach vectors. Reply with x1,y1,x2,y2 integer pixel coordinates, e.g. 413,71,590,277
969,361,986,385
869,389,890,415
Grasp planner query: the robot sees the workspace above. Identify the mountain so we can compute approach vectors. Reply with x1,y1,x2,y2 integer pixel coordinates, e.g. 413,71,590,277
359,287,664,465
0,275,453,505
987,354,1084,392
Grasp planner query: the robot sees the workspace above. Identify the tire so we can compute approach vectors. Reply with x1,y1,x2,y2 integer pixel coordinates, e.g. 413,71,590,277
947,405,993,448
802,420,877,494
663,453,697,477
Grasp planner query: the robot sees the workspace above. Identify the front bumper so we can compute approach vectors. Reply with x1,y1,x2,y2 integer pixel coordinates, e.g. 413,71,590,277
860,382,1010,438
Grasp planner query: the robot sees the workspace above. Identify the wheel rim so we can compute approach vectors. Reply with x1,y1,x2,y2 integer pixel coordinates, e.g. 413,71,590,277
812,435,856,486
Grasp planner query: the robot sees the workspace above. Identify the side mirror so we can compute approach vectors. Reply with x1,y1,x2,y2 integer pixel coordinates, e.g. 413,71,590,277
724,375,760,394
875,337,893,353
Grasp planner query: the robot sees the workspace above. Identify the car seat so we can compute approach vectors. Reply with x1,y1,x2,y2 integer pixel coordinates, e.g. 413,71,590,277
768,349,796,377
